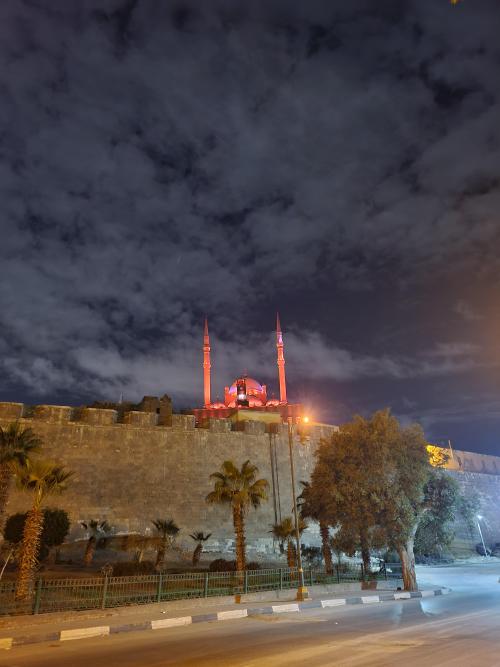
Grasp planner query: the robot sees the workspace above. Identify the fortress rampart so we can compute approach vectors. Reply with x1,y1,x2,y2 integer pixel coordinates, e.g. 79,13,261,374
1,401,499,555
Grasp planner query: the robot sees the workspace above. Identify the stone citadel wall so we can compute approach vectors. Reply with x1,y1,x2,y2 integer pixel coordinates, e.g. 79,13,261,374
1,401,499,555
0,402,337,555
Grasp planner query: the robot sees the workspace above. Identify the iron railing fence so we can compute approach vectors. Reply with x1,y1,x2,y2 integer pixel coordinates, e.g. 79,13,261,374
0,562,401,617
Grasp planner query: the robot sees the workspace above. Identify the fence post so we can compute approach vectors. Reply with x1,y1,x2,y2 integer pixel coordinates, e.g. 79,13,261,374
33,578,43,615
244,570,248,594
156,573,163,603
101,575,109,609
204,572,209,598
279,568,283,591
336,564,340,584
309,568,313,587
360,563,364,581
384,562,388,581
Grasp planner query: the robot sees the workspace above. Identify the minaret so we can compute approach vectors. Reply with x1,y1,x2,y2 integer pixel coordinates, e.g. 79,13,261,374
203,318,211,408
276,313,287,404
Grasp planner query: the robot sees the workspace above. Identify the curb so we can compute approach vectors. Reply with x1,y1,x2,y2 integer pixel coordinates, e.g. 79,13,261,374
0,588,450,650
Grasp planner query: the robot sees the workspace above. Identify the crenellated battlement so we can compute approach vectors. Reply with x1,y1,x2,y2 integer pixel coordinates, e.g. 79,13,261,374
0,401,333,438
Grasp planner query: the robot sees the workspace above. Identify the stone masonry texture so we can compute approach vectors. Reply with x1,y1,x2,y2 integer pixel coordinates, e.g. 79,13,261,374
0,402,499,553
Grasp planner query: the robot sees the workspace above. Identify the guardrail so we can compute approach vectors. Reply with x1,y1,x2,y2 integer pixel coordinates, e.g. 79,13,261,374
0,562,402,616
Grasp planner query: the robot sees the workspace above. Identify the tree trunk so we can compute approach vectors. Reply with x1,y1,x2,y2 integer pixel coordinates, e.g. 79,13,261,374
320,521,333,574
232,504,246,572
0,464,12,530
359,527,371,576
192,543,202,566
398,537,417,591
287,540,296,568
156,541,166,569
83,536,96,566
15,507,44,601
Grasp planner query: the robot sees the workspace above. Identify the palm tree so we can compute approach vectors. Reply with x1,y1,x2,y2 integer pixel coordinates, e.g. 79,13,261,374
13,459,73,600
271,516,307,568
80,520,111,566
206,460,268,572
0,423,41,527
152,518,180,569
189,531,212,566
298,481,333,574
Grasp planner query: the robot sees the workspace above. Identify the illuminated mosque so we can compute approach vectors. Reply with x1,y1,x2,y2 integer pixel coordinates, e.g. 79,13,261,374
193,315,304,424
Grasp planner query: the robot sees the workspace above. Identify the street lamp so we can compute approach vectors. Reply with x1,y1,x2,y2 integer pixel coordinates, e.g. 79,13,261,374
287,415,309,601
476,515,489,558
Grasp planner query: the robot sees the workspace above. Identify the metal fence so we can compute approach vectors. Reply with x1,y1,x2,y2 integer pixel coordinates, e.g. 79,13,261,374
0,562,401,617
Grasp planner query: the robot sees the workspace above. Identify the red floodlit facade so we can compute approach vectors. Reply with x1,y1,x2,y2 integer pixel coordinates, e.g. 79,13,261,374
192,315,304,425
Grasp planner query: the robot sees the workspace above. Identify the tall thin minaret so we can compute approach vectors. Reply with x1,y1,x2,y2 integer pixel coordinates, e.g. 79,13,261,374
203,317,211,408
276,313,287,404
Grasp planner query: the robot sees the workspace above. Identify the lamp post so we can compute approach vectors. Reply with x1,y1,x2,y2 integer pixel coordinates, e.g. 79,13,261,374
287,416,309,601
476,515,489,557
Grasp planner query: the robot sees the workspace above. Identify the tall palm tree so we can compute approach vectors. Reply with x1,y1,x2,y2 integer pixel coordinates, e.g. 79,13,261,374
206,460,268,572
13,459,73,601
0,423,41,527
271,516,307,568
80,520,111,566
298,481,333,574
152,518,180,569
189,531,212,566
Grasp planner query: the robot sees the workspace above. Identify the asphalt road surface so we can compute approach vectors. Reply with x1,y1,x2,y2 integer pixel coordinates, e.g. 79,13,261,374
1,562,499,667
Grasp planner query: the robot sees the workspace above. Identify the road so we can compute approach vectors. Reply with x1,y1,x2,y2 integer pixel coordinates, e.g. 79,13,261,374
1,562,499,666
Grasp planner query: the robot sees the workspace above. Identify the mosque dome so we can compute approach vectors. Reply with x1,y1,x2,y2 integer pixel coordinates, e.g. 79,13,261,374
228,377,263,396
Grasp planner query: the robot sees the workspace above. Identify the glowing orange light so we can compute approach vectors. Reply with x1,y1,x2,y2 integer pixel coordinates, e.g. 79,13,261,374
303,416,310,423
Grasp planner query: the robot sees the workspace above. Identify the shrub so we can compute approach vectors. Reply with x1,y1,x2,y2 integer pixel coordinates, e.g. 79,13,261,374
245,562,261,571
3,509,70,561
3,513,25,544
111,560,156,576
209,558,236,572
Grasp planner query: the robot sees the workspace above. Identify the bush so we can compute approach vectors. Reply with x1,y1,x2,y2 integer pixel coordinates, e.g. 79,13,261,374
245,562,261,571
209,558,236,572
3,513,25,544
3,509,70,561
110,560,156,576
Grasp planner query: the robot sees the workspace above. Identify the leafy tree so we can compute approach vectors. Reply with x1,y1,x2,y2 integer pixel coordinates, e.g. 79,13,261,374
189,531,212,566
301,545,322,567
311,410,454,590
152,518,180,569
310,415,386,574
298,481,333,574
456,490,480,539
0,423,41,527
271,516,307,568
414,472,460,559
206,460,268,572
13,460,73,600
80,520,111,566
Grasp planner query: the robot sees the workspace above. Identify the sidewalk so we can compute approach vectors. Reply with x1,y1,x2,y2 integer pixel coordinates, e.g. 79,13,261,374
0,583,450,650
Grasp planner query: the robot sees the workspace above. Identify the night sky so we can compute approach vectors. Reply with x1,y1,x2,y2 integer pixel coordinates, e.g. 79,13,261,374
1,1,500,454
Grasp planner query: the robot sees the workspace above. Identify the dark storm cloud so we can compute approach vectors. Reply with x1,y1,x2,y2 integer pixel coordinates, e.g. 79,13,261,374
1,0,499,450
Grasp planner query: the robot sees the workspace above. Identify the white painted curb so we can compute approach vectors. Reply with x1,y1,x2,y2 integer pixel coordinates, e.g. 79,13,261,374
217,609,248,620
394,592,412,599
271,603,300,613
151,616,192,629
321,598,347,607
361,596,380,603
60,626,110,641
